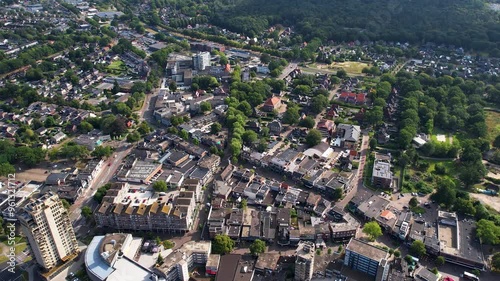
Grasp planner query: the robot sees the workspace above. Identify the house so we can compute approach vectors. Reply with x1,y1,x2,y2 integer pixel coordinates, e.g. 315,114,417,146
262,96,281,112
317,119,336,138
333,124,361,149
268,120,283,135
51,132,67,143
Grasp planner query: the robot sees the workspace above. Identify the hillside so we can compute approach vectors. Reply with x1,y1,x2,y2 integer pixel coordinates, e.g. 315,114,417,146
210,0,500,54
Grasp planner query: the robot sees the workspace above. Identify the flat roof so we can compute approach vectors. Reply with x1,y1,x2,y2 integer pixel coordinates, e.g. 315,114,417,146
215,254,241,281
85,236,116,280
345,238,389,262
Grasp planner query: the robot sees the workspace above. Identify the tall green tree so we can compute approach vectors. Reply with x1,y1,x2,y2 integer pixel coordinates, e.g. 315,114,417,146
212,234,235,254
362,221,382,241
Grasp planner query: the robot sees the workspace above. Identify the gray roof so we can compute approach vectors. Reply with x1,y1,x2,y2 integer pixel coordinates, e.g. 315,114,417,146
337,123,361,142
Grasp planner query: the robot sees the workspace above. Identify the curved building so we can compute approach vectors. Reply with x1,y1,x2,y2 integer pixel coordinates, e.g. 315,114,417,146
85,233,157,281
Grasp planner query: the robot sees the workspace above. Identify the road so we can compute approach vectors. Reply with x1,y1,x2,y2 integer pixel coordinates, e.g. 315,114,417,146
69,92,157,225
337,132,372,208
277,62,298,80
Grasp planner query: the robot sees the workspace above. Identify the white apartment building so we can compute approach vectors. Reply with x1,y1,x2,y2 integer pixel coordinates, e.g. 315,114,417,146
18,192,79,271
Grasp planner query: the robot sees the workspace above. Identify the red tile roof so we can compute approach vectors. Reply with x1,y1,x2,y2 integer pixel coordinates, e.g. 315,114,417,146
264,96,281,106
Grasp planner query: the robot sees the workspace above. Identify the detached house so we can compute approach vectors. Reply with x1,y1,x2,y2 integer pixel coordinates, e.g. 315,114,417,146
262,96,281,112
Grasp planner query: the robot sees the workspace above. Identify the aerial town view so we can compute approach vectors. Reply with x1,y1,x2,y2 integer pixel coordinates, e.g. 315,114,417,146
1,0,500,281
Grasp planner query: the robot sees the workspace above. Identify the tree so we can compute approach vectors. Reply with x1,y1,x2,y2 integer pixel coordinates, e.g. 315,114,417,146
212,234,235,254
492,252,500,271
410,240,426,257
200,101,212,112
431,178,456,207
79,121,94,133
369,138,377,151
409,197,418,208
310,94,329,114
363,221,382,241
242,130,258,145
156,253,164,265
211,122,222,134
336,69,347,78
332,188,343,201
241,198,247,210
299,116,315,128
494,135,500,148
44,116,57,127
436,256,445,266
0,163,15,177
169,81,177,92
127,131,141,143
82,206,93,218
91,146,113,159
430,267,438,275
152,181,168,192
394,250,401,258
283,104,300,124
306,129,322,147
249,239,266,256
61,199,70,210
476,219,500,244
162,240,175,249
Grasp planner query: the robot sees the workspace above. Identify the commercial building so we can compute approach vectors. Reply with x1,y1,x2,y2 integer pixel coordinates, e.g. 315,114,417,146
344,238,389,281
95,183,196,233
371,154,393,189
295,241,315,281
85,233,156,281
154,241,211,281
192,52,211,71
18,193,79,277
435,211,484,270
116,159,162,184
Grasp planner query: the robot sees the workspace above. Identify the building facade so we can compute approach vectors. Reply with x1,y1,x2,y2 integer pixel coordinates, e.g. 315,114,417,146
295,241,315,281
344,239,389,280
18,192,79,272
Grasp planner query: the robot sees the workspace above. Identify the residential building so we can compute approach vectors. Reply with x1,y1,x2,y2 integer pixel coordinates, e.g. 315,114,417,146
295,241,315,281
193,52,211,71
333,124,361,149
116,159,162,184
154,241,211,281
344,238,389,280
18,193,79,275
262,96,281,112
372,157,393,189
95,184,196,233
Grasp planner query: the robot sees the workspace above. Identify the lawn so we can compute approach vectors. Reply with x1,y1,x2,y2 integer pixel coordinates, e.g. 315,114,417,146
485,110,500,143
106,60,127,75
330,61,370,74
0,236,27,263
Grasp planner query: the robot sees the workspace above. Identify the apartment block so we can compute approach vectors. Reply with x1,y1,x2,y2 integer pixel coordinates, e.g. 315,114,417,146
295,241,315,281
95,183,196,233
344,238,389,280
18,192,79,273
154,241,211,281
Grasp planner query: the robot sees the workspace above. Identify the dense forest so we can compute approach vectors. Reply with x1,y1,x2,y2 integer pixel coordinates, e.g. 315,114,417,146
210,0,500,54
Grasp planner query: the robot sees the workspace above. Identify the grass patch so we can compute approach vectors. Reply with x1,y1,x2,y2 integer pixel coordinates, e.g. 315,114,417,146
106,60,127,75
330,61,370,74
485,110,500,143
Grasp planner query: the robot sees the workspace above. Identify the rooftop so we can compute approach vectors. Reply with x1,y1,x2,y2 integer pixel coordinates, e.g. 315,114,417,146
345,238,389,262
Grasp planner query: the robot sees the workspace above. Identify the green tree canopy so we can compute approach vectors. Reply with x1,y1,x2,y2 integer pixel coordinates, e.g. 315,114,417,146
212,234,235,254
299,116,316,128
476,219,500,245
305,129,322,147
410,240,426,257
152,181,168,192
362,221,382,241
249,239,266,256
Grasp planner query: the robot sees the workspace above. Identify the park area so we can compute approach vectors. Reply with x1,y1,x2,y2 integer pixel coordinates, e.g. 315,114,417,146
305,61,370,75
485,110,500,143
106,60,127,75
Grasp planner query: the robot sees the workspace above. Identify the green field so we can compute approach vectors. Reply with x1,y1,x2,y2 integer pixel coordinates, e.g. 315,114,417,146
106,60,127,75
485,110,500,143
306,61,370,75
